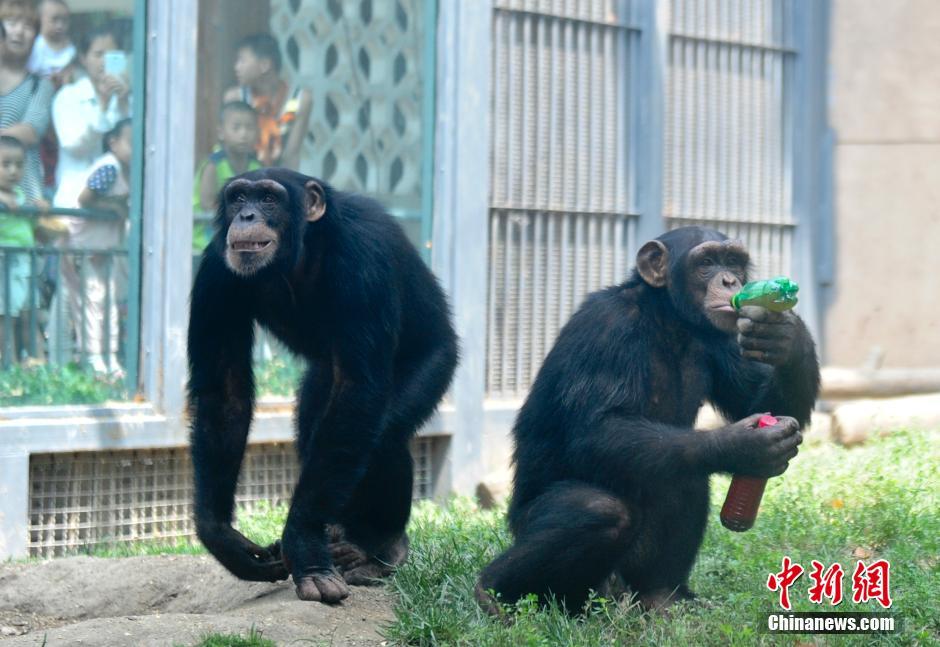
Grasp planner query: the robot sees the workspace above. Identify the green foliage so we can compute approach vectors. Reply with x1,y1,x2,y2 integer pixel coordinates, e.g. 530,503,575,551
386,430,940,646
236,500,289,546
182,626,275,647
0,362,127,406
0,352,303,407
253,355,304,397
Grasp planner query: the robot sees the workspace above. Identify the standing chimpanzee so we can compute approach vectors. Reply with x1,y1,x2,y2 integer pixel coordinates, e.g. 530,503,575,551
188,168,458,604
476,226,820,614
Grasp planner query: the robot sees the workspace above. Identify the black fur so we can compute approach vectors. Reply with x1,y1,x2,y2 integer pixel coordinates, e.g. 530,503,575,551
477,226,819,613
188,168,458,597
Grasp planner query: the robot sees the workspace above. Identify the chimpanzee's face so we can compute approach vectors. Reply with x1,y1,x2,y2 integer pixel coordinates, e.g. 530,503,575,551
636,227,751,334
222,178,287,277
684,240,750,333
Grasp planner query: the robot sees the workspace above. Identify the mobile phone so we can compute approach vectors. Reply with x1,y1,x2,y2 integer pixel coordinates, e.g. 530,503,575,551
103,50,127,77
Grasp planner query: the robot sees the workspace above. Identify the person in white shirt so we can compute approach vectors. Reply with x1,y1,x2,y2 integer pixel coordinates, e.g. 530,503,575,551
26,0,76,82
50,24,130,373
52,24,129,209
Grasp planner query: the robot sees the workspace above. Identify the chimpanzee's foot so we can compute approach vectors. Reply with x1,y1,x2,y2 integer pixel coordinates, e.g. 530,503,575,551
294,567,349,603
596,571,629,599
331,532,410,586
637,584,696,612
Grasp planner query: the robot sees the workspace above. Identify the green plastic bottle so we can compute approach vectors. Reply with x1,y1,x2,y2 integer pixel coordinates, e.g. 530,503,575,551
731,277,799,312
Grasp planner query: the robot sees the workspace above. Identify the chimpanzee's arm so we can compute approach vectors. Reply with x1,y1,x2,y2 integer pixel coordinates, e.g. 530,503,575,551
709,312,820,427
567,411,800,487
188,254,287,582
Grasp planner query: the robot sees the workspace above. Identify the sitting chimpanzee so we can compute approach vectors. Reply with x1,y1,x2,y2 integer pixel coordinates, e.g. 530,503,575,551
188,168,458,604
476,226,820,614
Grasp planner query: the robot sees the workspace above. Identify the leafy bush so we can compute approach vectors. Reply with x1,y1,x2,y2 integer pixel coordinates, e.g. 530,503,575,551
0,362,127,406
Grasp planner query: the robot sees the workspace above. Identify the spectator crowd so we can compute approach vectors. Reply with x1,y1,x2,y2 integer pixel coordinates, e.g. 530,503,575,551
0,0,311,376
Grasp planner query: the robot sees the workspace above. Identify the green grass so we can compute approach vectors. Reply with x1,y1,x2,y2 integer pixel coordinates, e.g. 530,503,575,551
387,429,940,646
37,431,938,646
181,626,275,647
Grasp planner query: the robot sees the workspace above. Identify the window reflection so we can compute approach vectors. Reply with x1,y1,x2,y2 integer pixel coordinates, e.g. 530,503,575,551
193,0,434,396
0,0,139,405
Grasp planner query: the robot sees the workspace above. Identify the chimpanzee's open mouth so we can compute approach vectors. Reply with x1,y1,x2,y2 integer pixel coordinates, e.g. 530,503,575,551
230,241,273,252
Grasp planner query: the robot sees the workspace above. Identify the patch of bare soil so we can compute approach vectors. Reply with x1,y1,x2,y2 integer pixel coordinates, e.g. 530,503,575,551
0,555,394,646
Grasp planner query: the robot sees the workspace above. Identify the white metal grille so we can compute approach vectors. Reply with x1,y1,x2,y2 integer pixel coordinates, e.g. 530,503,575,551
269,0,429,213
664,0,797,274
488,211,636,395
27,438,436,557
488,0,639,397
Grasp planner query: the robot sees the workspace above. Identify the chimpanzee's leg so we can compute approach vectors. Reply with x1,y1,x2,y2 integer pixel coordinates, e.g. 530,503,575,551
331,436,413,585
328,345,456,584
476,481,633,614
617,476,710,610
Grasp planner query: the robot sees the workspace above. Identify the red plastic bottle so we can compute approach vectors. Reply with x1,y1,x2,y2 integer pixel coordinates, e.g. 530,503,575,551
720,414,778,532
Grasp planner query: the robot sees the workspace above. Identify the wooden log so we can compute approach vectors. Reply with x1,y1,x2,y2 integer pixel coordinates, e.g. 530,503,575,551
821,367,940,399
831,393,940,446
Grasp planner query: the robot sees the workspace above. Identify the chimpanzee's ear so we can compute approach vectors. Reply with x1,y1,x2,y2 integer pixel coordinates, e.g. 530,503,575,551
305,180,326,222
636,240,669,288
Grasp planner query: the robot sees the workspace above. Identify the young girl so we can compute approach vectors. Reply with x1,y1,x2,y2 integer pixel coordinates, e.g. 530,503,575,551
0,135,35,362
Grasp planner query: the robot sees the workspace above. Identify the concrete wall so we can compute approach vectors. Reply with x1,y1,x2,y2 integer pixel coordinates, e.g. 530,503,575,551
827,0,940,367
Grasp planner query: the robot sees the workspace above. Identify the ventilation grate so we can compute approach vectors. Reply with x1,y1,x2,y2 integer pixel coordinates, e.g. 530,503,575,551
28,437,437,557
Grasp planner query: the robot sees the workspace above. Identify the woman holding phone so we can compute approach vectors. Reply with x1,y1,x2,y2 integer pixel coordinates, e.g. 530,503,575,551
50,23,131,373
52,23,130,208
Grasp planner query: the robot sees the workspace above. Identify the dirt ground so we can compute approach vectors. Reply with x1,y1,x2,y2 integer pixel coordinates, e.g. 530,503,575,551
0,555,394,646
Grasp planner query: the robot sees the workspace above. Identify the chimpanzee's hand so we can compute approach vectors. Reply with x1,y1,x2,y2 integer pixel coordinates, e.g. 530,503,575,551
724,415,802,478
281,523,350,604
196,521,289,582
736,306,799,366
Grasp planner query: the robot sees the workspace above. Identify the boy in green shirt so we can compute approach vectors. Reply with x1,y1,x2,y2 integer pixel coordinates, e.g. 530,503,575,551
192,101,261,251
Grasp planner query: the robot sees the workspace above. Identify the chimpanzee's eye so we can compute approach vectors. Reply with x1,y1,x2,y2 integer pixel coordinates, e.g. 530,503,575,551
233,193,246,204
699,257,714,268
262,194,276,204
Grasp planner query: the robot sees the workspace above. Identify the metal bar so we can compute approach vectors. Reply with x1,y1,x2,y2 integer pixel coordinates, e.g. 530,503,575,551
669,31,797,55
667,213,797,227
27,249,37,358
535,14,548,210
522,13,532,207
531,213,543,382
489,206,640,217
486,212,499,394
514,215,527,392
419,0,438,261
500,214,512,393
104,254,113,369
2,251,11,368
549,15,561,208
124,0,147,396
493,5,642,32
0,206,122,220
78,253,87,361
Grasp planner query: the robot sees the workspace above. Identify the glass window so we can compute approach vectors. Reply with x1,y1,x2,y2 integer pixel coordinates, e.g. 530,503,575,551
0,0,143,406
191,0,435,397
